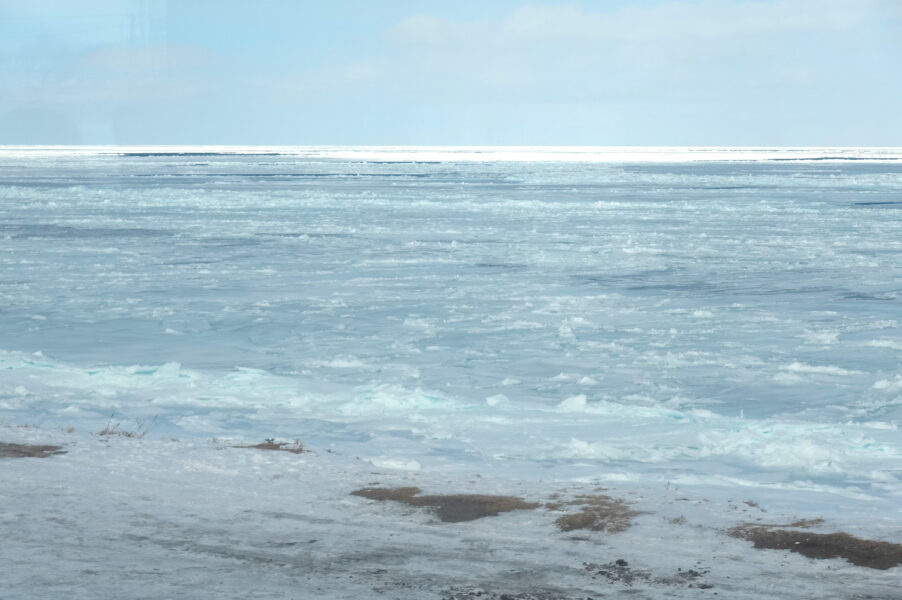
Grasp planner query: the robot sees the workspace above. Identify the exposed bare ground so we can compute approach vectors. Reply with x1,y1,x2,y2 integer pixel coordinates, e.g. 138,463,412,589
728,523,902,570
351,487,540,523
442,589,574,600
232,439,305,454
547,494,643,534
0,442,66,458
581,558,714,590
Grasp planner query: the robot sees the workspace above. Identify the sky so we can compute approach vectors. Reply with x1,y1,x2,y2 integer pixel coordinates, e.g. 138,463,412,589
1,0,900,146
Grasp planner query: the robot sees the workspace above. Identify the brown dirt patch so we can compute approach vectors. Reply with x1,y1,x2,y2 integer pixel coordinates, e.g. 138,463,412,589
0,442,66,459
233,439,305,454
549,494,642,534
351,486,540,523
729,523,902,570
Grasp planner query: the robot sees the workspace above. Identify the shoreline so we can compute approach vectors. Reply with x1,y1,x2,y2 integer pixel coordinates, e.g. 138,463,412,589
3,427,900,599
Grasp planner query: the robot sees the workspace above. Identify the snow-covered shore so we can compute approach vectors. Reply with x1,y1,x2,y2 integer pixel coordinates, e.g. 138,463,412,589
3,425,899,600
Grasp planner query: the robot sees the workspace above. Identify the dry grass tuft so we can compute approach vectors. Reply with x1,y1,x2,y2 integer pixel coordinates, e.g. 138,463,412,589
96,414,159,439
233,438,305,454
351,487,540,523
97,426,142,438
789,518,824,528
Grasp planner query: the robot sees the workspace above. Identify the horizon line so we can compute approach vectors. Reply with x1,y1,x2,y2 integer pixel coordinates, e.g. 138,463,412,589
3,145,902,163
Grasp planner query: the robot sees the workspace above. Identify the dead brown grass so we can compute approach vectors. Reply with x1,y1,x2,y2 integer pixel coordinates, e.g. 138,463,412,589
96,414,159,438
728,523,902,570
548,494,643,534
97,427,142,438
0,442,66,458
351,486,540,523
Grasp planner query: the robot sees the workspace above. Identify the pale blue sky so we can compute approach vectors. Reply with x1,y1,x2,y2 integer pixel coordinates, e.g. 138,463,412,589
1,0,900,145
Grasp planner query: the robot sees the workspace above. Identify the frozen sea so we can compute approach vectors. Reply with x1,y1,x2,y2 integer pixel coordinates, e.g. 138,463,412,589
2,146,901,599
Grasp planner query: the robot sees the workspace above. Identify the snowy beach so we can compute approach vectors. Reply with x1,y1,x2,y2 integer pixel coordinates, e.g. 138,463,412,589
2,147,902,598
3,427,901,599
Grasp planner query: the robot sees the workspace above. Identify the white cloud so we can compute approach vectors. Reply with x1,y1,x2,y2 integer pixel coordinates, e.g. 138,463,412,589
393,0,881,47
3,0,899,144
378,0,899,103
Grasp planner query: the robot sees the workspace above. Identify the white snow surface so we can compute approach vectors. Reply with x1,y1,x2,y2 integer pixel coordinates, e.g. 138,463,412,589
3,426,901,599
1,147,901,598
